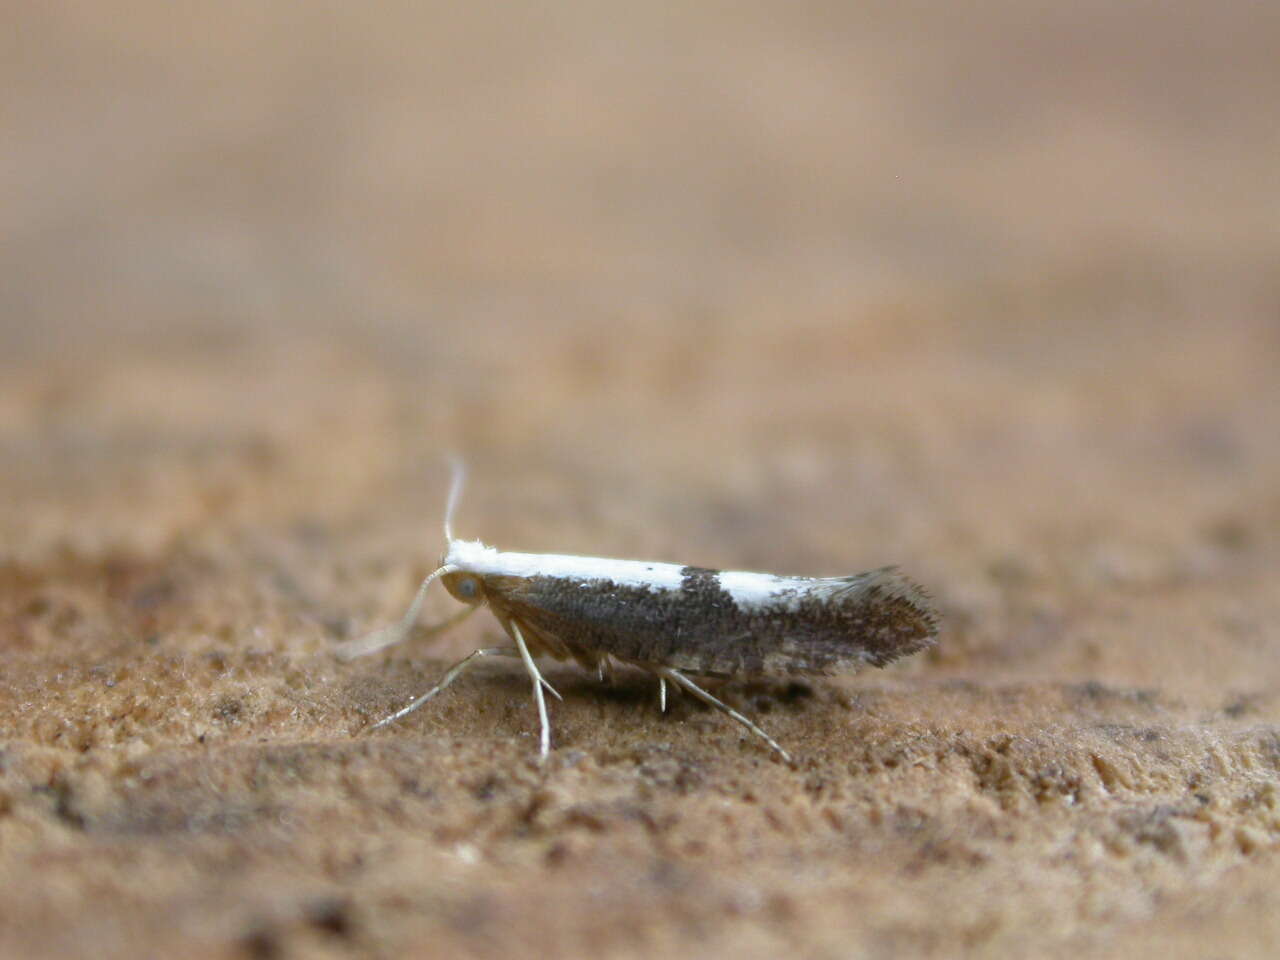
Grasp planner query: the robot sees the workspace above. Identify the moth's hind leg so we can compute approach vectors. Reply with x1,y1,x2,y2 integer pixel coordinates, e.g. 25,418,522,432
656,667,793,764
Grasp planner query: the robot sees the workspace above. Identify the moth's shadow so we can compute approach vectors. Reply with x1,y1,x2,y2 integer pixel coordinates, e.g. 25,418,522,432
538,664,815,712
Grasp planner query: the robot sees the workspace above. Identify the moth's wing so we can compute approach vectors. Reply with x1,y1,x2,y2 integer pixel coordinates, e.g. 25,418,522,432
651,565,937,675
785,566,939,670
497,610,604,672
484,567,937,678
485,574,694,672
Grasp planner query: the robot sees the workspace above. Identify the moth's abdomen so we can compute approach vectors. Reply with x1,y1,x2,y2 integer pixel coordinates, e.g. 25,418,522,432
486,564,938,678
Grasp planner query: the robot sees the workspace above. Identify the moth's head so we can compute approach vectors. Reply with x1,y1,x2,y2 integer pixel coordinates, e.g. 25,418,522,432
440,568,486,605
440,538,497,606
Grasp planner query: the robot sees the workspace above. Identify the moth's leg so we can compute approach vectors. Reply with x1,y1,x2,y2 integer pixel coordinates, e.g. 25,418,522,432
537,674,564,701
658,677,667,713
336,600,480,661
509,619,554,760
657,667,792,764
369,645,515,730
597,655,615,686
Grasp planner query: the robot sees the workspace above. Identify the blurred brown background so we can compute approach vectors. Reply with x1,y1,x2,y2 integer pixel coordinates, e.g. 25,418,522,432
2,2,1279,958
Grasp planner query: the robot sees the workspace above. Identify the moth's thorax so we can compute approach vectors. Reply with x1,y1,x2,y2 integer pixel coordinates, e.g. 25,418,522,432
444,538,502,572
444,538,690,590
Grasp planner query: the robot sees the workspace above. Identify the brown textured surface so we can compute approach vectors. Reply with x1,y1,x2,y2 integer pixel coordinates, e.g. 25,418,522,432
3,2,1280,958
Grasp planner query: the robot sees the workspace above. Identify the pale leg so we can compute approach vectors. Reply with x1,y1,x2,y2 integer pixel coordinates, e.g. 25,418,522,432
370,645,515,730
657,667,792,764
509,620,554,760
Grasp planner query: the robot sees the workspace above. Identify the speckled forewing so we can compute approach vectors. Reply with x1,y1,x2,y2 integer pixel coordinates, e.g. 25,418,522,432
483,566,938,678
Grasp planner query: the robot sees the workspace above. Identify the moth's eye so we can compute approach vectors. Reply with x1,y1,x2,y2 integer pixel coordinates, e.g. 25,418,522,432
458,577,479,599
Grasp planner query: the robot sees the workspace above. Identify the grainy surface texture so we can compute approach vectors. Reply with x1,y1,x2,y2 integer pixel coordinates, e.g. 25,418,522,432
3,3,1279,958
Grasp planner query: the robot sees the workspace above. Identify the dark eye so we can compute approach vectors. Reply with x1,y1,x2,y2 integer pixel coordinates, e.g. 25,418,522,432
458,578,479,599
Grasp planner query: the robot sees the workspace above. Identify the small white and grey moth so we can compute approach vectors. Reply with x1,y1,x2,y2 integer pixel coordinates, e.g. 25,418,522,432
338,464,938,763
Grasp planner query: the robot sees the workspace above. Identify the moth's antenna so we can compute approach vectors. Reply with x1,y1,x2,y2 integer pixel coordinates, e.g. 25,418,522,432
443,455,466,544
334,457,470,662
335,563,460,661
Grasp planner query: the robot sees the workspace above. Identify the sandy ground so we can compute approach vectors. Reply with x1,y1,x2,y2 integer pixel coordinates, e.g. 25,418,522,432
3,2,1280,957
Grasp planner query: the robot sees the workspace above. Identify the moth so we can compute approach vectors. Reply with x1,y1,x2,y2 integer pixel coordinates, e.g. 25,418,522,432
338,464,938,763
